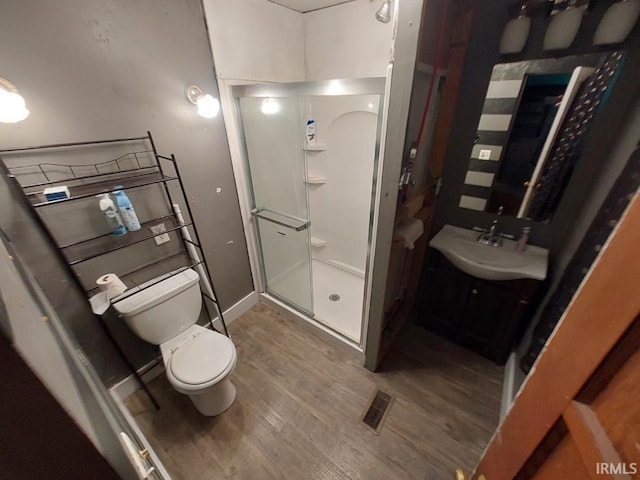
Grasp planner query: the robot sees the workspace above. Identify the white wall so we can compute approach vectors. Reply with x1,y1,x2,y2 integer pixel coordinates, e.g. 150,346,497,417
304,0,394,80
203,0,305,82
204,0,392,83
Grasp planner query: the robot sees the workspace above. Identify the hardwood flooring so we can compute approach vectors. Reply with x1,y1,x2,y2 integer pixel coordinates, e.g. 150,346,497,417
125,303,503,479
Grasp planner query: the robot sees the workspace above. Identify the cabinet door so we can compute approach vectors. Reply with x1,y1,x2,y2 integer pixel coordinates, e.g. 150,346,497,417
458,280,520,363
420,265,471,338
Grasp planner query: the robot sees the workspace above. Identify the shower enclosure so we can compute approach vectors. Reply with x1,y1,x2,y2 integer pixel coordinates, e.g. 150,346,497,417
234,78,385,345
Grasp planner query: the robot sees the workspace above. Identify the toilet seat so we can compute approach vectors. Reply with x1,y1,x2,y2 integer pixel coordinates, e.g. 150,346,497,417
166,330,237,393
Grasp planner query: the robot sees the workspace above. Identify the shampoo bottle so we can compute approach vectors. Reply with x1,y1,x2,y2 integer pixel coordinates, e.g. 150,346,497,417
97,193,127,236
112,189,141,231
306,119,316,146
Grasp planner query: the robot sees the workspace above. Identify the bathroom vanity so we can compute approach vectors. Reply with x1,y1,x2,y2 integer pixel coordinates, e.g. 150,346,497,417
419,225,548,364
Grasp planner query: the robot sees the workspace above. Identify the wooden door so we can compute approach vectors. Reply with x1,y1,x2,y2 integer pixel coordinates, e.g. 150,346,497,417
409,0,476,298
376,0,476,367
466,192,640,479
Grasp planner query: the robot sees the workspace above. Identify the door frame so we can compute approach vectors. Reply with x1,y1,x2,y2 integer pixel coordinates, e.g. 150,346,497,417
474,189,640,479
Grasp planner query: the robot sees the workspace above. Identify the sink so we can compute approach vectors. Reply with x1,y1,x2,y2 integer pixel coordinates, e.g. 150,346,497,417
430,225,549,281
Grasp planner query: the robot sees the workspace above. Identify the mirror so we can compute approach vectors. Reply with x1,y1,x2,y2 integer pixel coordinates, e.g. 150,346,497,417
459,51,624,222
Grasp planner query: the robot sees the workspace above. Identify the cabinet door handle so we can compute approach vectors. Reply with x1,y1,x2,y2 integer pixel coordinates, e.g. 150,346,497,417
471,289,478,294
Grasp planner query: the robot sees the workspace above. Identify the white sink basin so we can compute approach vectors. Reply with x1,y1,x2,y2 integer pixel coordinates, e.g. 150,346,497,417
430,225,549,281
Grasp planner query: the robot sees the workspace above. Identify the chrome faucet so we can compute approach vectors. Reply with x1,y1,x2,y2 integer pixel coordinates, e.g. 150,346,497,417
477,206,504,247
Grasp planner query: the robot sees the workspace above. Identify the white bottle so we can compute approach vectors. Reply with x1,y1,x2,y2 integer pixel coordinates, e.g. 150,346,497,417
97,193,127,236
306,119,316,146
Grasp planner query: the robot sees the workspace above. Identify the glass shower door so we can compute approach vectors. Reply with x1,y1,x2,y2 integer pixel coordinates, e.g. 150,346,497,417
238,96,314,314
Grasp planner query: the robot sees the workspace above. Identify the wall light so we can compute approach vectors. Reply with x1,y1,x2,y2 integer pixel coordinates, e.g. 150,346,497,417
543,0,587,51
186,85,220,118
375,0,392,24
500,2,531,54
0,77,30,124
261,98,280,115
594,0,640,45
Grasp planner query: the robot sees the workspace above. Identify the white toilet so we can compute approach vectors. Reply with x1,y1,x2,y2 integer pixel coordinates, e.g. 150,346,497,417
114,268,237,416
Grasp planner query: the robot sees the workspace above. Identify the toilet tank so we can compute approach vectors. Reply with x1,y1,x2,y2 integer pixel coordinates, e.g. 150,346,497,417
113,269,202,345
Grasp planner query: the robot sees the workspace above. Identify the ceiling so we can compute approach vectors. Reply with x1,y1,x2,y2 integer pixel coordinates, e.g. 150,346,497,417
266,0,358,13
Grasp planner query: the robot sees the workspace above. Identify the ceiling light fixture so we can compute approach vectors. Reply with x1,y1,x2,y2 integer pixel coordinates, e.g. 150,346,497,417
186,85,220,119
543,0,587,51
0,77,30,124
375,0,392,24
500,2,531,54
594,0,640,45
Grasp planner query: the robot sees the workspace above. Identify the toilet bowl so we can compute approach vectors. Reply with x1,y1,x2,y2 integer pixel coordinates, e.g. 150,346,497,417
160,325,237,416
113,268,237,416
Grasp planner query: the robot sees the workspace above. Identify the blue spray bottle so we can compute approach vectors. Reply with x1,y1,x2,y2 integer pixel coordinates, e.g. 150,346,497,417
112,189,141,231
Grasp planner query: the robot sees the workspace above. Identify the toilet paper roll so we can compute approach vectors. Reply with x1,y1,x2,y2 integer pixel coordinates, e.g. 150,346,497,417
395,218,424,250
96,273,127,298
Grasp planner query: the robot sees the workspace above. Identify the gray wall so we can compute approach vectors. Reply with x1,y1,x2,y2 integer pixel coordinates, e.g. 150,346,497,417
434,0,640,282
0,0,253,384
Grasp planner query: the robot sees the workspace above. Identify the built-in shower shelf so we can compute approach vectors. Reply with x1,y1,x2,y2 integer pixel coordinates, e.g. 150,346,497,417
311,237,328,247
304,143,327,151
305,175,327,184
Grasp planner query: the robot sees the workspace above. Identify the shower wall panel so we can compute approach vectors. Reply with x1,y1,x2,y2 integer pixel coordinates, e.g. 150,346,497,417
305,95,379,274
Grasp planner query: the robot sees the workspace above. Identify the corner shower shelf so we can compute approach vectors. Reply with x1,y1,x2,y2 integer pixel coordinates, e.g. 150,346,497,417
304,143,327,151
305,175,327,184
311,237,328,247
0,131,229,411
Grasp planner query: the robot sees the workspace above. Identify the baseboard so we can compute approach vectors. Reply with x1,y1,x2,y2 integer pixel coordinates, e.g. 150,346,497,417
111,290,258,401
210,291,259,333
110,359,165,402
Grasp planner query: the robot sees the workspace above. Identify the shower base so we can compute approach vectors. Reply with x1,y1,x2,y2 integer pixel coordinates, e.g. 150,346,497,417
264,259,365,345
312,259,364,343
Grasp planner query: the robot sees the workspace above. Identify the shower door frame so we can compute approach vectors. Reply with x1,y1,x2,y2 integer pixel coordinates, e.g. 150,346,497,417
232,77,387,348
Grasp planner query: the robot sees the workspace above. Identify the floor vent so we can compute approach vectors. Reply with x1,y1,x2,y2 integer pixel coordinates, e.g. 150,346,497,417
360,388,394,435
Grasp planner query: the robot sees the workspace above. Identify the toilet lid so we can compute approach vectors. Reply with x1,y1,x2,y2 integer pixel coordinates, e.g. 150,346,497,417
169,333,234,385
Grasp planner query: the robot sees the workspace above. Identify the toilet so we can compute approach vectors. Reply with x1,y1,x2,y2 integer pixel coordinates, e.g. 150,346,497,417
113,268,237,416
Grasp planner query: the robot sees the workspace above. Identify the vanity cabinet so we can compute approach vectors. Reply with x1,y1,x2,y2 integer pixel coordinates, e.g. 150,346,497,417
419,249,540,364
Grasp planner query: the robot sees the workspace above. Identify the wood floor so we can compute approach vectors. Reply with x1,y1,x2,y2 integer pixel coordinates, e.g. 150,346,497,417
125,303,503,479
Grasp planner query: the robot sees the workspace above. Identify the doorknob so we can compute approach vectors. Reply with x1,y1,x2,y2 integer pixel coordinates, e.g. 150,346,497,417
455,469,467,480
454,469,486,480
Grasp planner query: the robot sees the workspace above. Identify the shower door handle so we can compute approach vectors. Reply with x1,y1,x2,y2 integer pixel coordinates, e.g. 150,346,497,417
251,208,310,232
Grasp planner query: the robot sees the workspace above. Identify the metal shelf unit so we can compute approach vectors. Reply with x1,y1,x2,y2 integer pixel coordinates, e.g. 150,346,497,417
0,132,229,409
